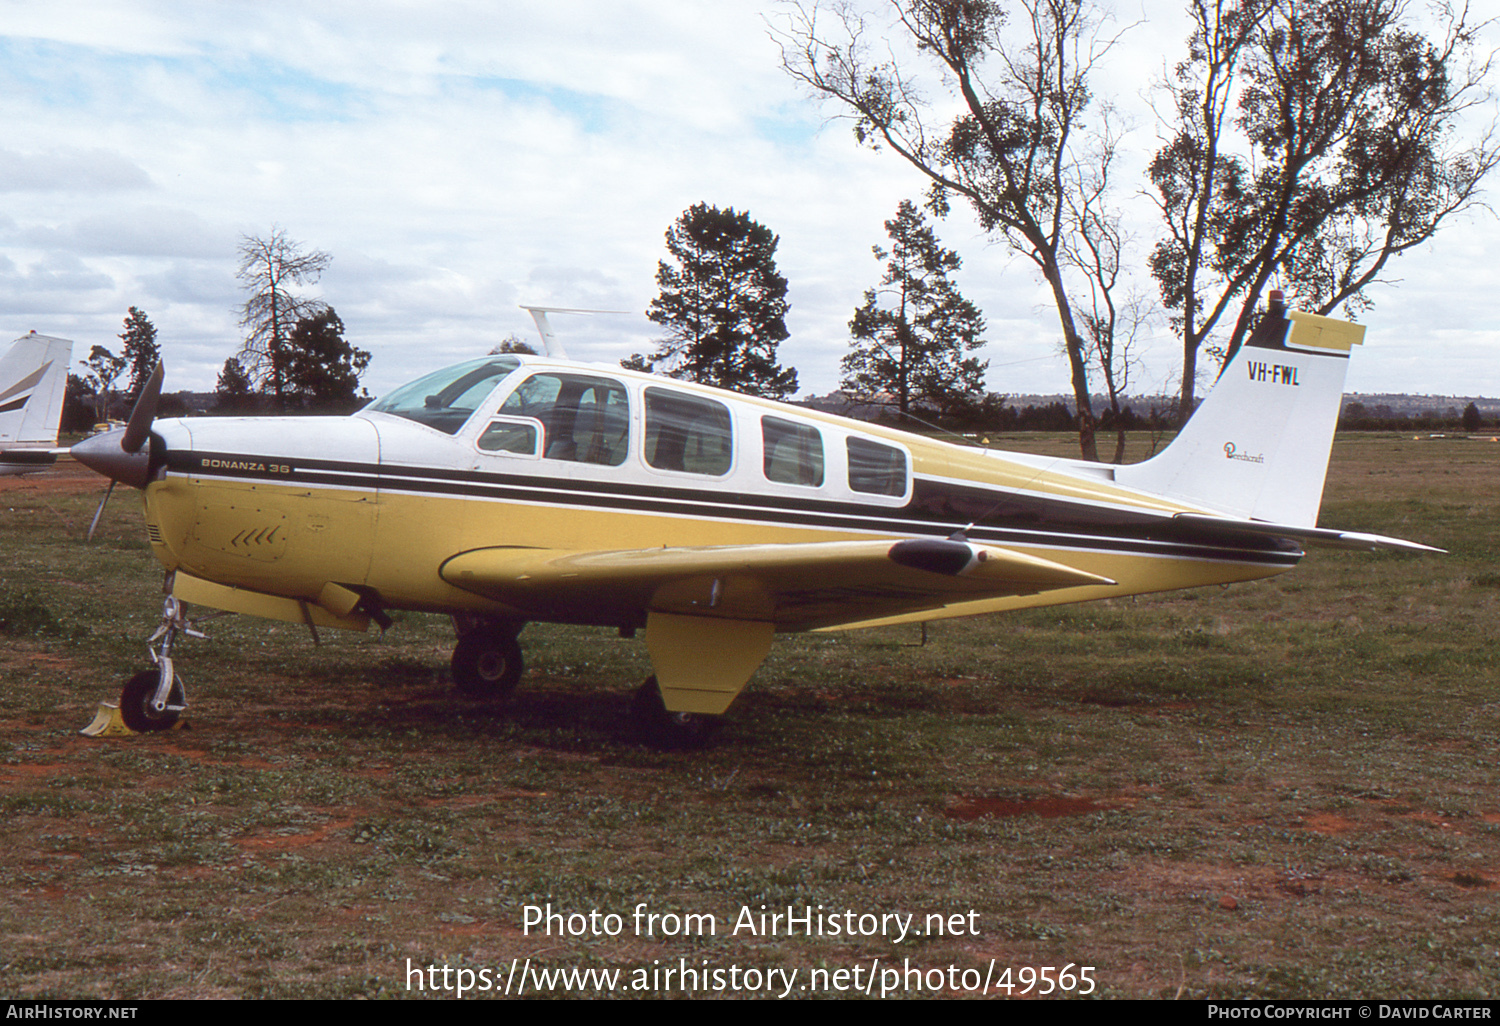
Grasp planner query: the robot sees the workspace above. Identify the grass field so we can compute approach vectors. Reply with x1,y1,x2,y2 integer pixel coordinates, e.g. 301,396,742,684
1,433,1497,999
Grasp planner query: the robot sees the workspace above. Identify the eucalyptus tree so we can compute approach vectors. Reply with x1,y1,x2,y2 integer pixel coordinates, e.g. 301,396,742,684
1151,0,1498,417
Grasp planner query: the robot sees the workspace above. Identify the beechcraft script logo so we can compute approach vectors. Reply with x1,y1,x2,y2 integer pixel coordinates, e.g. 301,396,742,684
1223,442,1265,464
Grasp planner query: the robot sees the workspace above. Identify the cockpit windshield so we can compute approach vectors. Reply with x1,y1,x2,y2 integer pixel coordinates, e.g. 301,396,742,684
366,356,521,434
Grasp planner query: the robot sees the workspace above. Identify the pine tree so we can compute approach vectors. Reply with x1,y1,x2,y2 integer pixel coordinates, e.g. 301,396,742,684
118,307,160,406
842,201,987,420
625,203,797,400
215,357,258,413
282,308,371,413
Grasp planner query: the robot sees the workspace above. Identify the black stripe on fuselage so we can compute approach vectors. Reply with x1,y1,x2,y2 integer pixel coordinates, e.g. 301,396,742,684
167,449,1302,568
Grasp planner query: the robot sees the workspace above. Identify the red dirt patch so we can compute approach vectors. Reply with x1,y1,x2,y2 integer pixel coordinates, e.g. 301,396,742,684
236,817,362,852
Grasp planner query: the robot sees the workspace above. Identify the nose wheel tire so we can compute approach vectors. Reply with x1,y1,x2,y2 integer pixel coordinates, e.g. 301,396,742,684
120,669,185,733
451,633,524,696
631,676,719,749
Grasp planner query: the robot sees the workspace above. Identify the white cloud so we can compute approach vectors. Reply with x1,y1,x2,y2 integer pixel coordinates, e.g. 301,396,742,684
0,147,154,192
0,0,1492,403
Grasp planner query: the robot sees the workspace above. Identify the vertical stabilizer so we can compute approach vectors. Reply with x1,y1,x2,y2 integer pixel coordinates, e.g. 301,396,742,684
1115,297,1361,527
0,333,73,446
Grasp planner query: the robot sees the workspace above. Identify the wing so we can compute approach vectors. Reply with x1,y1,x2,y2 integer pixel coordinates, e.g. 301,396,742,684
439,538,1115,631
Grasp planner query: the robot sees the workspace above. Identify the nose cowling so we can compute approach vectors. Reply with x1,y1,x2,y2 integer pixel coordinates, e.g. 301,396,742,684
72,429,155,488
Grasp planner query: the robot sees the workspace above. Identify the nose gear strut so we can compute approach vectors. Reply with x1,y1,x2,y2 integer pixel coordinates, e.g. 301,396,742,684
83,587,227,736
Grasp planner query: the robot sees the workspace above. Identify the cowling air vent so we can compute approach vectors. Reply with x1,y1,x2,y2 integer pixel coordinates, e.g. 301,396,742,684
192,504,288,562
145,523,164,544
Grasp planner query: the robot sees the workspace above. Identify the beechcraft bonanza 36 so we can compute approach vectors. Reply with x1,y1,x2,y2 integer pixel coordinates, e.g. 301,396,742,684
71,295,1438,743
0,331,72,476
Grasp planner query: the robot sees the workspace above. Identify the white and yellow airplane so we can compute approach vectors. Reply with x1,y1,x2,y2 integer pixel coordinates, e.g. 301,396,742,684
72,295,1436,742
0,332,73,476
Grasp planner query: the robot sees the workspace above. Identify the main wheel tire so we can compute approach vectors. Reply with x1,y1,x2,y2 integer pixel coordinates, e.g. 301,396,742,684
631,675,719,749
451,633,524,696
119,669,185,733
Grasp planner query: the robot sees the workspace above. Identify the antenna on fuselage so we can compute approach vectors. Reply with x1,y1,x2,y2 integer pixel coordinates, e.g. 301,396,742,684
519,305,629,360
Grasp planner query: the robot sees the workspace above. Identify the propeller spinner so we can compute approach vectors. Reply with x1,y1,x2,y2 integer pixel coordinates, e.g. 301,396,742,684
73,363,164,541
72,362,164,490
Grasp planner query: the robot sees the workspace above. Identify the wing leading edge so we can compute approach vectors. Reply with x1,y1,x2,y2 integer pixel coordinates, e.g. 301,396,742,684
438,538,1115,631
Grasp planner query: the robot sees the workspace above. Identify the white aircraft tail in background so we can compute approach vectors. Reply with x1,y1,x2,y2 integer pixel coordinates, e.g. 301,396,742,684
0,332,74,476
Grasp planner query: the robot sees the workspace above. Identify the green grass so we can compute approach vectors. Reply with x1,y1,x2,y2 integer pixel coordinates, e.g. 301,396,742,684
1,437,1498,999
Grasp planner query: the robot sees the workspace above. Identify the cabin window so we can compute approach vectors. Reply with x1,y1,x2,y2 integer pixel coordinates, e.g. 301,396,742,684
500,373,630,466
847,437,907,497
762,416,824,487
367,356,521,434
644,388,733,476
476,417,540,456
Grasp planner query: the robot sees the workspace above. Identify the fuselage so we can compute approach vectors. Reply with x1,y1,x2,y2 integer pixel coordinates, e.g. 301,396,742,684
135,355,1301,632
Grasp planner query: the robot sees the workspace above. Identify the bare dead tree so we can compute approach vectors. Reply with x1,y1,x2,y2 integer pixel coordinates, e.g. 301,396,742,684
236,228,332,406
1057,106,1150,463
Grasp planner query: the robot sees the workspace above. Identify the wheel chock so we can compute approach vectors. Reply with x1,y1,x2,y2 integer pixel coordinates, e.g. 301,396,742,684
80,702,133,737
79,702,187,737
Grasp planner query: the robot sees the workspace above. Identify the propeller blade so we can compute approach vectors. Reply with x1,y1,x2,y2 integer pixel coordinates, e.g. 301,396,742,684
86,481,116,542
121,362,164,455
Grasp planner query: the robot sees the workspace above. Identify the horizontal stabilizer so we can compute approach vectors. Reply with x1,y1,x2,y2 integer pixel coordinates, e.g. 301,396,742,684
1172,514,1444,554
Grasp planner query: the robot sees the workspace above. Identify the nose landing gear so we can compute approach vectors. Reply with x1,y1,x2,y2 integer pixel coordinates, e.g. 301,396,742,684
110,593,223,733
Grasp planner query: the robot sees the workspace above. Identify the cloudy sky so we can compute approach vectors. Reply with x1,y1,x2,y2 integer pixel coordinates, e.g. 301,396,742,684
2,0,1497,402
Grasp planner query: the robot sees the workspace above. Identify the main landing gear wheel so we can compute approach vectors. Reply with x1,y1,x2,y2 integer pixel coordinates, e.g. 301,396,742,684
119,669,186,733
631,676,719,749
451,633,524,697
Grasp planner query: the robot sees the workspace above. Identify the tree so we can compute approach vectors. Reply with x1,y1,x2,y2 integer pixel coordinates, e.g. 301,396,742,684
777,0,1129,460
281,308,371,413
118,306,160,407
1463,401,1484,432
62,374,96,433
490,333,537,355
236,228,332,405
1151,0,1499,418
842,200,988,422
78,345,127,424
624,203,798,400
214,357,258,413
